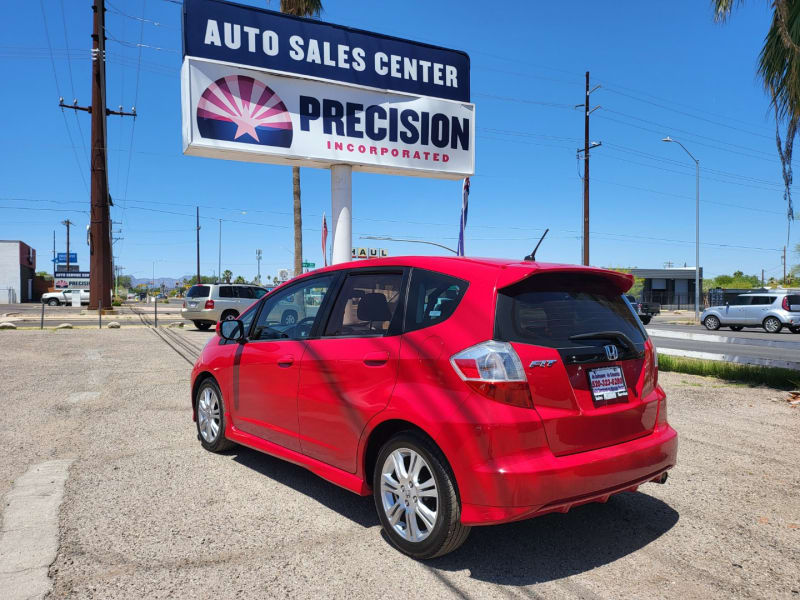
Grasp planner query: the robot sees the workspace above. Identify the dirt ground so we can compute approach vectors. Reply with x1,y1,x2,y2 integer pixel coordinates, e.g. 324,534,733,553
0,327,798,599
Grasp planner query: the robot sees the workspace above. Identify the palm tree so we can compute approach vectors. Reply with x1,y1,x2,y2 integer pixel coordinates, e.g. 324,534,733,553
222,269,233,283
712,1,799,242
276,0,323,276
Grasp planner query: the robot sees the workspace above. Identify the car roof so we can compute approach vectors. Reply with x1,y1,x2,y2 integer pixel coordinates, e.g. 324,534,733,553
281,256,634,293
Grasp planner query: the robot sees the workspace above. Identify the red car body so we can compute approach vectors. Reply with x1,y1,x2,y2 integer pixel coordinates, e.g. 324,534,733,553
191,256,677,527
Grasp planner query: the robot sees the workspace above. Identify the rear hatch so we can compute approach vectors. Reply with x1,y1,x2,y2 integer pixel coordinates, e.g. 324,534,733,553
495,270,658,456
184,285,210,311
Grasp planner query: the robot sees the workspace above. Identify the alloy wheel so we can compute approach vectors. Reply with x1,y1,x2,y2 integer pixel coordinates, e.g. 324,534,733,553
380,448,439,542
764,317,781,333
704,316,719,330
197,387,221,443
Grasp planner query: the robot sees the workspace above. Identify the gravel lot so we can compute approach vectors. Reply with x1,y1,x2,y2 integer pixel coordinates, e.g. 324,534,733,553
1,328,798,599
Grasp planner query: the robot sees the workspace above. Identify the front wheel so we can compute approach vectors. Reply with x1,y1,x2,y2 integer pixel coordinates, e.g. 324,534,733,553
373,431,470,560
763,316,783,333
47,298,59,306
790,326,800,334
194,321,211,331
639,316,651,325
703,315,721,330
195,378,234,453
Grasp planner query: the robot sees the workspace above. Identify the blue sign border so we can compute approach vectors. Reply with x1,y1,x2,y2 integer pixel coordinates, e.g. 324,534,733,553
182,0,470,102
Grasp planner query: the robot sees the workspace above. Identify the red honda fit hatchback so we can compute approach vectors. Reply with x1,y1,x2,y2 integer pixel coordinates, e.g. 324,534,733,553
190,256,677,559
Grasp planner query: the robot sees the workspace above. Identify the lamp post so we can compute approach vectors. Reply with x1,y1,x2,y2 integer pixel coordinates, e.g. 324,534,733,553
662,136,700,323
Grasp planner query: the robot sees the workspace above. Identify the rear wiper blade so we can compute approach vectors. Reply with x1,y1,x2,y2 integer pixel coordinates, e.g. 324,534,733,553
569,331,637,354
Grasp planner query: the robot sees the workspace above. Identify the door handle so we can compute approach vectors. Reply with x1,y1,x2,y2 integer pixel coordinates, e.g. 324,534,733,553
363,351,389,366
277,355,294,367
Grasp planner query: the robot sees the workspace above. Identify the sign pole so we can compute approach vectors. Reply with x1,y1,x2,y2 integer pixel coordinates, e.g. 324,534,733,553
330,165,352,265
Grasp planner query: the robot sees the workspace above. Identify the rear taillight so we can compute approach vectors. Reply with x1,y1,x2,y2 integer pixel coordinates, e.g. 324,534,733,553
182,301,186,308
783,296,790,311
204,299,215,309
450,341,533,408
657,397,668,425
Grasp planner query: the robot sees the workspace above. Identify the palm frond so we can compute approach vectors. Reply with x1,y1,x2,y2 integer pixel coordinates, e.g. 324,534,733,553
711,0,742,22
279,0,323,18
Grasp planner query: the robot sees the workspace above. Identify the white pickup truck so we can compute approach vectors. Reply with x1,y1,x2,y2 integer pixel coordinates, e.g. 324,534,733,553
41,289,90,306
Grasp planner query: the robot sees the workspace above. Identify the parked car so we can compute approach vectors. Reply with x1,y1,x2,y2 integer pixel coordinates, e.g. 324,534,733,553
190,256,676,559
181,283,269,330
701,292,800,333
625,295,661,325
41,289,90,306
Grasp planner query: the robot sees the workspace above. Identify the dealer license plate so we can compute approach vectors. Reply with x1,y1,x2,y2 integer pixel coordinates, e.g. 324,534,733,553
588,366,628,404
188,301,197,308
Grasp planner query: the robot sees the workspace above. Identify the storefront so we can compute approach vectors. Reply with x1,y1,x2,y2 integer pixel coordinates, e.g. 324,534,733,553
0,240,36,303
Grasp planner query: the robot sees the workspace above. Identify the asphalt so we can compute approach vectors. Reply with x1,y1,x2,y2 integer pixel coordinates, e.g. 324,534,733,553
0,326,798,598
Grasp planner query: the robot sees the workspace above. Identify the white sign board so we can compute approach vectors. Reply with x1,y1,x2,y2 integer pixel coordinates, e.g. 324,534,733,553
182,58,474,179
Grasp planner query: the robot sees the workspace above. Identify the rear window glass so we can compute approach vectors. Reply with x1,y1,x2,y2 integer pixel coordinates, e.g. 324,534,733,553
186,285,210,298
495,273,646,350
218,286,234,298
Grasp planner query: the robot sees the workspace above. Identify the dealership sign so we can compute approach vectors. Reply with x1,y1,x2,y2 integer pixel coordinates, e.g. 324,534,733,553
181,0,474,179
54,271,90,289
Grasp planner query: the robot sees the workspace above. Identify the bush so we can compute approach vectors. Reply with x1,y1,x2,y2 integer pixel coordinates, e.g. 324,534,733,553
658,353,800,390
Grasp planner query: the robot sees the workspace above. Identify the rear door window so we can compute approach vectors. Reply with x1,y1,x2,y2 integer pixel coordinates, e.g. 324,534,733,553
323,272,404,337
405,269,468,332
186,285,210,298
218,286,234,298
235,286,254,299
495,272,646,360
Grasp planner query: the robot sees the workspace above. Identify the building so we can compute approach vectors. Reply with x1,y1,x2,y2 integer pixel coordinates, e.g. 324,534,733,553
0,240,37,303
630,267,703,309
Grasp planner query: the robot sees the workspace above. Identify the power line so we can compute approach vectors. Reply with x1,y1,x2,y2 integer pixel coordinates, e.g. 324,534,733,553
60,0,89,170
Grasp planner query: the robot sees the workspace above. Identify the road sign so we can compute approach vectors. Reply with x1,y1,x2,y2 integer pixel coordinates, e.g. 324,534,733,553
302,261,315,268
56,252,77,263
352,247,388,259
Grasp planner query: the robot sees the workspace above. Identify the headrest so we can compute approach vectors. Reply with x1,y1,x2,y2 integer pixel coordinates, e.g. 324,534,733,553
357,293,392,322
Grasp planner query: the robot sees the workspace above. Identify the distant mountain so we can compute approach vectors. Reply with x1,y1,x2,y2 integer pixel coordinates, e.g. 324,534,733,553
129,276,183,288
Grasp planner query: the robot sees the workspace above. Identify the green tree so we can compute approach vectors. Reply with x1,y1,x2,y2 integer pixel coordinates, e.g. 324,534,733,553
234,275,246,284
117,275,132,289
712,1,799,242
222,269,233,283
276,0,323,276
36,271,53,280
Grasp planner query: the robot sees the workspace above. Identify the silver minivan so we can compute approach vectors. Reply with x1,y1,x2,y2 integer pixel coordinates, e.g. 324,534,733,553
181,284,268,330
701,292,800,333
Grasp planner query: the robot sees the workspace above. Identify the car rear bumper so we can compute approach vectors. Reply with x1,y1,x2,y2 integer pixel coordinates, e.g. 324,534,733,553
460,423,677,526
181,307,217,322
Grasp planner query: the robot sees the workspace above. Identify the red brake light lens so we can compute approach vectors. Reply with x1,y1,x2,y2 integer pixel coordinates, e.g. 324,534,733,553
783,296,790,311
204,299,215,309
450,341,533,408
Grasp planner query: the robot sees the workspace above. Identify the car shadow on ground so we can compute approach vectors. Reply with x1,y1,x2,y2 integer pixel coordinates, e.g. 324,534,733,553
229,446,678,584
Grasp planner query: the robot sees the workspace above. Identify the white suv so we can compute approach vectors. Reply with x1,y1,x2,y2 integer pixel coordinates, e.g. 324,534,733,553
181,284,268,330
41,289,90,306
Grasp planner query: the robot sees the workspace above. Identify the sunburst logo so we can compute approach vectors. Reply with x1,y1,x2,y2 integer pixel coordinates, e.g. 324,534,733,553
196,75,293,148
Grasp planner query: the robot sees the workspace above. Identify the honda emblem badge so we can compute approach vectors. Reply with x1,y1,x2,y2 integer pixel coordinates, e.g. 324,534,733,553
604,345,619,361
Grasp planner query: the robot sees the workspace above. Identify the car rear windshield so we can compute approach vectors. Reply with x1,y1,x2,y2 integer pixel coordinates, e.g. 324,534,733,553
786,295,800,311
186,285,210,298
495,272,646,351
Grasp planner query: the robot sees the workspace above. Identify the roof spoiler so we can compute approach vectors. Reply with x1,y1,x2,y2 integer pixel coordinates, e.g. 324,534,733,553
495,264,634,295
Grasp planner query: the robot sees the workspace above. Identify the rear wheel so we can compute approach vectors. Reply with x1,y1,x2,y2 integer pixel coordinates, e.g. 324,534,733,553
281,310,298,325
373,431,470,560
639,316,651,325
194,321,211,331
703,315,721,330
220,310,239,321
790,326,800,334
195,378,234,452
730,326,743,331
763,316,783,333
47,298,59,306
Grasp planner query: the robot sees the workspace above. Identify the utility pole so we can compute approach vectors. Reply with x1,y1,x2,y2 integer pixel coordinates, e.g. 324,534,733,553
59,0,135,310
196,207,201,284
783,246,787,285
218,219,222,283
575,72,601,266
61,219,73,271
52,230,56,280
762,268,765,287
256,248,262,284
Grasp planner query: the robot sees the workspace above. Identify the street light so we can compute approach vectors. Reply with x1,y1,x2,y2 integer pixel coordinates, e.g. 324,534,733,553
662,136,701,323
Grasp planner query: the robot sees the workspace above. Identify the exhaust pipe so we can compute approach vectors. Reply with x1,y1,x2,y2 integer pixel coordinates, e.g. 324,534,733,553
655,472,669,484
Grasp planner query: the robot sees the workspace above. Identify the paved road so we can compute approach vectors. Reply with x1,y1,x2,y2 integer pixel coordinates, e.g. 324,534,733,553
0,327,798,598
646,323,800,369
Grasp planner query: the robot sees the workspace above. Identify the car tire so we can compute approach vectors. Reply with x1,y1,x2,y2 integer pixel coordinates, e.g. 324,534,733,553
373,431,470,560
281,310,298,326
730,326,744,331
639,316,651,325
194,321,212,331
47,298,59,306
790,326,800,334
763,316,783,334
703,315,721,330
220,310,239,321
195,378,234,453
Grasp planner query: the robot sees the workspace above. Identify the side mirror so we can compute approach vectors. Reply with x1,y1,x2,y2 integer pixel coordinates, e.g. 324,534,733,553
219,319,245,342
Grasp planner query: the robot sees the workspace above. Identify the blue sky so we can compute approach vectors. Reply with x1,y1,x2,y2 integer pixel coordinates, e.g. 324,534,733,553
1,0,792,283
